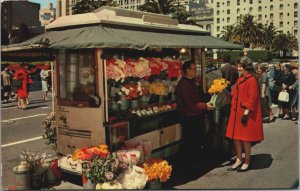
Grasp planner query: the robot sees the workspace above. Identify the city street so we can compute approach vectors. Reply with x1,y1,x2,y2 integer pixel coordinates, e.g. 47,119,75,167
1,90,56,189
2,90,298,189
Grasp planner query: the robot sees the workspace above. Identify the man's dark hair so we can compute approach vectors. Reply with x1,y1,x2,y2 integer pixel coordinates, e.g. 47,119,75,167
223,54,231,63
182,60,194,74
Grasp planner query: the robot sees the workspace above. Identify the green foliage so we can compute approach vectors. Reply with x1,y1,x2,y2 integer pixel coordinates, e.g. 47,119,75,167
215,50,274,62
41,112,57,150
72,0,117,14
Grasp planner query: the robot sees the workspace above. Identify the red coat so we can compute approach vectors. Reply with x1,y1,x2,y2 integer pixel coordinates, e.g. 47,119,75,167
14,69,28,99
225,73,264,142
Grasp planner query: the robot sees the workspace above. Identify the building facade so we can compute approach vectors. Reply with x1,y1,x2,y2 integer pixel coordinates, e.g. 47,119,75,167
1,0,42,41
40,2,56,26
212,0,298,38
112,0,145,10
190,0,214,34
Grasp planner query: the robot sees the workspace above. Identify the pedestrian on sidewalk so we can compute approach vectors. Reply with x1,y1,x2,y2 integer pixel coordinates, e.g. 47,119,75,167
289,69,298,121
225,57,264,172
14,63,29,109
272,63,285,117
1,65,13,103
175,60,215,159
40,64,50,101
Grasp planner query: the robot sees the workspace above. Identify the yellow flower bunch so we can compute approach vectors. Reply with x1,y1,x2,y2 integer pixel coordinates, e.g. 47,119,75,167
149,82,168,96
143,160,172,182
208,78,230,94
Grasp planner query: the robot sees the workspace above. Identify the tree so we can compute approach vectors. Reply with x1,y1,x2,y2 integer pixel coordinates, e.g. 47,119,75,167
139,0,178,15
72,0,116,14
234,14,263,48
260,24,278,50
273,33,298,57
220,24,237,42
1,28,9,45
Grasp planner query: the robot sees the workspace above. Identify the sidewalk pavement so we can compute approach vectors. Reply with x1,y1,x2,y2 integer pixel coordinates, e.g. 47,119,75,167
50,106,299,189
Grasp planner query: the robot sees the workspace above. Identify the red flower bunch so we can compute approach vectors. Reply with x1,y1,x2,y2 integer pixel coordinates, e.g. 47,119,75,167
164,59,182,79
72,144,109,161
8,64,21,71
148,58,163,76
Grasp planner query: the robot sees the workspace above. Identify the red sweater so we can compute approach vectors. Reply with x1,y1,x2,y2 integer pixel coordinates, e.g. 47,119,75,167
175,76,207,117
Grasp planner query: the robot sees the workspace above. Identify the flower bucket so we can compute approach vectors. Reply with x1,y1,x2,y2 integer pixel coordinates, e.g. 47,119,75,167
120,95,129,110
141,96,150,107
213,107,220,124
13,162,31,190
82,174,96,189
158,96,164,103
130,99,140,109
46,168,59,185
30,172,44,190
147,179,162,189
111,101,119,111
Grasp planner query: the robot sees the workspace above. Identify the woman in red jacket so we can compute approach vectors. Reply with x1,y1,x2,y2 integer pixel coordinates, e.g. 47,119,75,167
14,63,29,109
225,57,264,172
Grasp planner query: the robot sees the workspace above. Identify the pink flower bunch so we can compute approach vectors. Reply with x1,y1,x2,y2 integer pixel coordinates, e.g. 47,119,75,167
106,59,126,82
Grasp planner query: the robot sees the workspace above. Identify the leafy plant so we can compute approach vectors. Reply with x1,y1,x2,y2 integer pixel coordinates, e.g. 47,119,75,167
41,112,57,150
20,150,56,172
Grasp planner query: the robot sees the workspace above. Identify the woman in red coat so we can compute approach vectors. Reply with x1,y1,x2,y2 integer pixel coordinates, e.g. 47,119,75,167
14,63,29,109
225,57,264,172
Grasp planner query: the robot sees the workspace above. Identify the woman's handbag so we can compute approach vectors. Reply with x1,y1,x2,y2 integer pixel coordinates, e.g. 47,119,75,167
278,90,289,102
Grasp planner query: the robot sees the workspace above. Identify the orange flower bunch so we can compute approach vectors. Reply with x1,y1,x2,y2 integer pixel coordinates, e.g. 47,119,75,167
208,78,230,94
143,159,172,182
71,144,109,161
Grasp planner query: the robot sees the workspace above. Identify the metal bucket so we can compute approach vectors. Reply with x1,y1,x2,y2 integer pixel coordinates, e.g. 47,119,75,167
13,163,31,190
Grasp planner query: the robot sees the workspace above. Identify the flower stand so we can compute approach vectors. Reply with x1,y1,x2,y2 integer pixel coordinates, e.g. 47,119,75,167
147,179,162,189
12,162,31,190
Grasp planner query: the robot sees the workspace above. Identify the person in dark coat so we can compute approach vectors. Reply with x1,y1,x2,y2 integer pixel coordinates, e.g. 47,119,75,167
219,54,239,92
176,60,215,158
272,63,285,117
281,64,296,119
225,57,263,172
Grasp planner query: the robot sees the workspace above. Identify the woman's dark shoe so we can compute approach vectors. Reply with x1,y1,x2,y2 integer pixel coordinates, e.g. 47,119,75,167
237,164,250,172
227,163,243,171
278,114,284,118
270,116,277,122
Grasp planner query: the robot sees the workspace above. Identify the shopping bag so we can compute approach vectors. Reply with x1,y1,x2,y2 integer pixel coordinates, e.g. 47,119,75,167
278,90,289,102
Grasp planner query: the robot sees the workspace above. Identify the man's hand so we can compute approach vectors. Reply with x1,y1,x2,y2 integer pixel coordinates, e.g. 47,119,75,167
206,102,215,111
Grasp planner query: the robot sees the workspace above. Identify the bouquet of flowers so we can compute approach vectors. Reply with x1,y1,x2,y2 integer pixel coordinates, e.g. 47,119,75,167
106,59,126,82
208,78,229,95
118,82,144,99
20,150,56,173
72,144,109,161
87,153,128,184
143,158,172,182
149,82,168,96
41,112,57,150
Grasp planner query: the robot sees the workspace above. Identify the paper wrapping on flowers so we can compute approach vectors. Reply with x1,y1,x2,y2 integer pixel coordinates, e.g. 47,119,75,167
117,165,147,189
208,78,231,108
96,181,123,189
115,149,141,166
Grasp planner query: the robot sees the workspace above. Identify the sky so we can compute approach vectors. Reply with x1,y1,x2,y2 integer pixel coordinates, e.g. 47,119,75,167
29,0,56,8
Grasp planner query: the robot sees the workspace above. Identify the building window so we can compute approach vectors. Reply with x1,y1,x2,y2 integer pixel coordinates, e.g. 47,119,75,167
227,9,230,14
217,10,220,15
258,0,261,3
237,0,240,5
206,24,211,32
295,11,298,17
280,12,283,19
217,2,220,7
287,13,289,16
270,5,273,11
279,21,283,27
270,0,273,2
227,1,230,6
258,14,262,20
270,22,273,26
295,3,298,9
258,6,262,12
217,34,220,38
294,21,298,27
249,7,253,13
270,13,273,20
294,30,298,36
279,4,283,10
227,17,230,23
237,16,240,21
217,18,220,23
249,0,252,4
237,8,240,14
217,26,220,32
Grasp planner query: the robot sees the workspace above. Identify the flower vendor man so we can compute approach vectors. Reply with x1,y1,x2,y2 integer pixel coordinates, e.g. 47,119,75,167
225,57,264,172
175,60,215,159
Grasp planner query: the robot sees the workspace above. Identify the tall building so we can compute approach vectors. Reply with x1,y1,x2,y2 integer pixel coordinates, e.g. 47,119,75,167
56,0,74,18
190,0,213,34
212,0,298,38
40,2,56,26
1,0,42,41
113,0,146,10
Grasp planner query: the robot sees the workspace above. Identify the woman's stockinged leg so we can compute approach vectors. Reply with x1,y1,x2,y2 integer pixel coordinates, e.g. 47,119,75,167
232,140,243,167
240,141,252,170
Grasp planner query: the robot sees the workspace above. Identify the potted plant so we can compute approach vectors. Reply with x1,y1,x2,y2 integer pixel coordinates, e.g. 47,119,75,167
142,158,172,189
19,150,56,189
41,112,57,150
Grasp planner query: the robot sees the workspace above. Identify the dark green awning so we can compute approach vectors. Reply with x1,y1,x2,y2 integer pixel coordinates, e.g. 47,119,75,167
2,26,242,51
